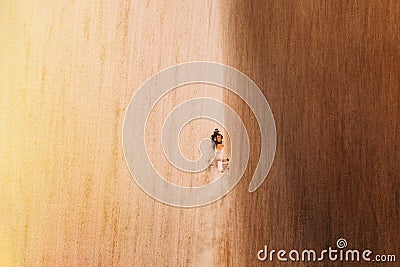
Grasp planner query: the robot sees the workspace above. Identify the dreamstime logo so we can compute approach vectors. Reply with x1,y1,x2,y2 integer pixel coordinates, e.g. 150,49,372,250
257,238,396,263
336,238,347,249
122,62,276,207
